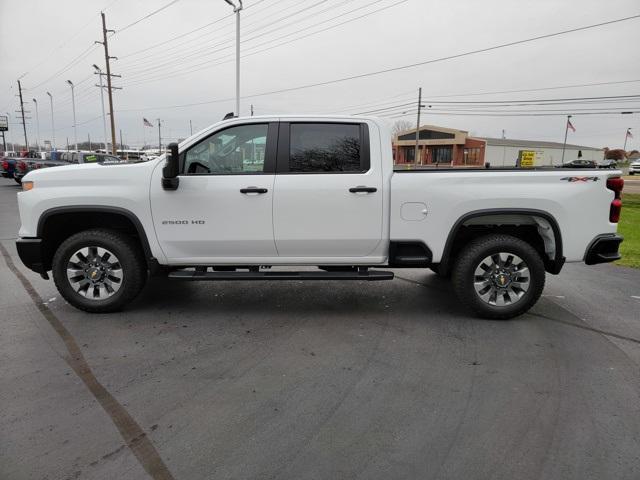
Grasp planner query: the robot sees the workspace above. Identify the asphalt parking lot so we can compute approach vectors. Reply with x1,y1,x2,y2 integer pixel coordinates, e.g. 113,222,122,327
1,177,639,480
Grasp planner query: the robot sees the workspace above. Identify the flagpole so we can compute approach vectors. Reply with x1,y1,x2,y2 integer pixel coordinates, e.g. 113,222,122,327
561,114,572,165
624,128,631,151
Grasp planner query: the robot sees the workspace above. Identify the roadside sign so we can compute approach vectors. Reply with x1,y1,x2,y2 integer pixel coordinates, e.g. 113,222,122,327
518,150,536,168
0,115,7,132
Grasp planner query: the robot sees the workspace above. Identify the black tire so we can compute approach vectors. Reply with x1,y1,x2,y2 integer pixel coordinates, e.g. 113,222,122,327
52,229,146,313
451,234,545,320
14,177,21,184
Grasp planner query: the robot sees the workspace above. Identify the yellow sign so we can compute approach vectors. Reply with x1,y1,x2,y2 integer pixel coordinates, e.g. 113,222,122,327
519,150,536,168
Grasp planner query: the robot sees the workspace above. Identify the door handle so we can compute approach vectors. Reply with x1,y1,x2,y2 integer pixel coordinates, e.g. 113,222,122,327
349,186,377,193
240,187,268,194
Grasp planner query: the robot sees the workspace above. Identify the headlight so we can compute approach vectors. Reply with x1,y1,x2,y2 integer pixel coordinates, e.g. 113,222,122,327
22,181,34,191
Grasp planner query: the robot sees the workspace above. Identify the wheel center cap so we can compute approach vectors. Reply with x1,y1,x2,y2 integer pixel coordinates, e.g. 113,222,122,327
87,267,103,282
494,273,511,287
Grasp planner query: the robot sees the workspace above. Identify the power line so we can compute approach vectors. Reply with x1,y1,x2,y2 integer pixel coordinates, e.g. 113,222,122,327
119,0,408,87
118,0,345,73
116,0,269,61
113,0,181,34
381,109,640,118
119,12,640,107
234,13,640,100
119,0,342,77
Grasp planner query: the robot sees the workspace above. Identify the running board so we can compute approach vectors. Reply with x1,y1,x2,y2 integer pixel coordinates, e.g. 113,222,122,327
168,270,394,281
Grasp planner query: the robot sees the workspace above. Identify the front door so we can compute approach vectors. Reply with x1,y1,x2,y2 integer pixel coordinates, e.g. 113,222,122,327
273,121,383,258
150,122,278,263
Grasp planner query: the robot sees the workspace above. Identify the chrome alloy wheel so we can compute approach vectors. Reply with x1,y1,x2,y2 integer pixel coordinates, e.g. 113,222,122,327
66,246,123,300
473,252,530,307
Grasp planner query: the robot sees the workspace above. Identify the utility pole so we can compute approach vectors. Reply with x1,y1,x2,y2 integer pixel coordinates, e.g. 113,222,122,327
46,92,55,149
157,118,162,153
250,104,254,116
189,119,193,136
97,12,120,155
119,129,124,150
561,114,572,165
414,87,422,166
88,133,92,151
32,98,41,152
17,80,29,151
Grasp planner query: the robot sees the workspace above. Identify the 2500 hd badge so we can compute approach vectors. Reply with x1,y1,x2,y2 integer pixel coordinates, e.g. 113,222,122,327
162,220,205,225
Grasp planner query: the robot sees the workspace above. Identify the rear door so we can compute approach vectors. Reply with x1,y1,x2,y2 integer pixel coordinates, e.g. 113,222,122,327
273,121,383,258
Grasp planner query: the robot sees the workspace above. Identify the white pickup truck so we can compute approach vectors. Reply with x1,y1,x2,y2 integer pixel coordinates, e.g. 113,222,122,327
16,116,624,319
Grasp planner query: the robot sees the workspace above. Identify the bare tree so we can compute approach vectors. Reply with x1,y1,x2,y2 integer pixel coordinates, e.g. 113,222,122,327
391,120,414,138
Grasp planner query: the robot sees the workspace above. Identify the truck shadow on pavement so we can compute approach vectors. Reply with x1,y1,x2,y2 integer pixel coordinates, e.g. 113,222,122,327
129,272,459,318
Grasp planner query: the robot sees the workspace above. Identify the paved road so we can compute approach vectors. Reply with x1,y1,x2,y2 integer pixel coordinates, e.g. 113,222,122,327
1,177,639,480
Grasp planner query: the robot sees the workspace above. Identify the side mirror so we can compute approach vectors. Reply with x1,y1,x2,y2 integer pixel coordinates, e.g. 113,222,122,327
162,142,180,190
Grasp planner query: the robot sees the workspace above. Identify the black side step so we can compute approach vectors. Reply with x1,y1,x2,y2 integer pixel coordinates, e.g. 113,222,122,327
168,270,394,281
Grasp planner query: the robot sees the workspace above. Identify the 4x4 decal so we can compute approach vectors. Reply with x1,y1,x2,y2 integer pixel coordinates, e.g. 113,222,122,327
560,176,599,182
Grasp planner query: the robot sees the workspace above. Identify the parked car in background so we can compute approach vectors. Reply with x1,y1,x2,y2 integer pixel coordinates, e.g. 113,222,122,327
628,159,640,175
561,159,597,168
59,151,124,164
598,159,618,169
1,156,17,178
10,151,126,184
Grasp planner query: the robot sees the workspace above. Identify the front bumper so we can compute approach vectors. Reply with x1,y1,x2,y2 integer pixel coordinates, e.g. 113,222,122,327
584,234,623,265
16,238,48,276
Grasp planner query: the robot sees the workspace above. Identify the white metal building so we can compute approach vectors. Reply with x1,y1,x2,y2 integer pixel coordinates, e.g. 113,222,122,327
481,138,604,167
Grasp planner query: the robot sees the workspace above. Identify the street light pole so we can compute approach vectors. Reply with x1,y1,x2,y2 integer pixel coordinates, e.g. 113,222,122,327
46,92,55,150
32,98,41,153
223,0,243,117
93,65,109,152
5,112,12,151
66,80,78,151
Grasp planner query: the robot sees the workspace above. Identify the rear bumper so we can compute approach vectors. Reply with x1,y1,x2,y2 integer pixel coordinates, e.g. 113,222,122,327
16,238,48,275
584,234,623,265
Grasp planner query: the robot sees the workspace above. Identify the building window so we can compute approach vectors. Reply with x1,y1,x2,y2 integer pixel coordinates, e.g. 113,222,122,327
405,146,415,163
432,146,452,164
464,147,481,165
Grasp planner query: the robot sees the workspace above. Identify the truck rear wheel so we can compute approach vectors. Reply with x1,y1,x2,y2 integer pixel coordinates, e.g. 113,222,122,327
452,234,545,320
52,229,146,313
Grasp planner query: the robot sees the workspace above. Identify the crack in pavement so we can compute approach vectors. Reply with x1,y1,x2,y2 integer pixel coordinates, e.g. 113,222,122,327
0,242,176,480
529,311,640,345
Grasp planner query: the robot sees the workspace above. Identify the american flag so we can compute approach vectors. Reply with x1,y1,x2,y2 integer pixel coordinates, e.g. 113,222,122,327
567,118,576,132
143,117,153,127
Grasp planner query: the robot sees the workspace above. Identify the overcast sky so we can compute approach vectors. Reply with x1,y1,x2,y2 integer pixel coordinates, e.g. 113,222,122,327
1,0,638,149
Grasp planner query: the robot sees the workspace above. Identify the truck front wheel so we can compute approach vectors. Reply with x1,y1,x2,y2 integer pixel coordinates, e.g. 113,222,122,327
52,229,146,313
452,234,545,320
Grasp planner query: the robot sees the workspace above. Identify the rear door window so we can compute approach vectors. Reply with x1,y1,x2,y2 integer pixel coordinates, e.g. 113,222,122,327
282,123,368,173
